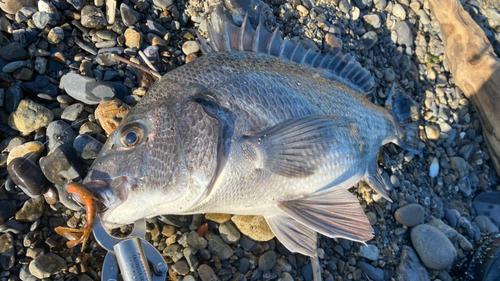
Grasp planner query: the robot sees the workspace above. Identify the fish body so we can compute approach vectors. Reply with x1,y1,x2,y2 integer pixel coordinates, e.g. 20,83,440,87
84,15,418,257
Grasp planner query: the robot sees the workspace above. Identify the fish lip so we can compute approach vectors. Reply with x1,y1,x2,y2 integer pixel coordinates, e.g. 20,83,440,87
83,176,135,228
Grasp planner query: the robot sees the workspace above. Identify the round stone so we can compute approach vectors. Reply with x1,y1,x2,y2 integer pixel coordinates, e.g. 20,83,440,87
47,27,64,44
81,5,107,29
15,196,45,222
8,99,54,135
392,4,406,20
395,204,425,227
124,28,143,49
63,73,116,105
182,41,200,55
425,125,440,140
231,215,275,241
0,0,36,15
258,251,277,271
384,68,395,82
29,253,68,279
6,141,44,165
411,224,457,270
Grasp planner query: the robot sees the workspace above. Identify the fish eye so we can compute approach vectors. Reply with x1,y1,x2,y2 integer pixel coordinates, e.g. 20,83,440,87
120,125,145,147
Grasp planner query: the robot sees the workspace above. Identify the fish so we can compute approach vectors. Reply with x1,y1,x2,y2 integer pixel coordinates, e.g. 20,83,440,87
82,13,419,258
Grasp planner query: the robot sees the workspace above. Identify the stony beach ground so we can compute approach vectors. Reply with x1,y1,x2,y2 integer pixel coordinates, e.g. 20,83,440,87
1,0,500,280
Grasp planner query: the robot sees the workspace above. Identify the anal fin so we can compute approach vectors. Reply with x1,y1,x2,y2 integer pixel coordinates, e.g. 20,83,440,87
266,213,317,257
278,188,374,243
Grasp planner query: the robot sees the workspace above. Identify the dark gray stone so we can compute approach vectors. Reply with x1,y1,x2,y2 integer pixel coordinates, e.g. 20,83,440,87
0,42,27,61
73,134,103,160
120,3,137,26
358,262,384,281
81,5,107,29
395,204,425,227
208,235,234,260
259,251,277,271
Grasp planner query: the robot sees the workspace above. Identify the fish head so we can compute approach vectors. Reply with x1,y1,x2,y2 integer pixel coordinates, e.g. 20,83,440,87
83,85,219,229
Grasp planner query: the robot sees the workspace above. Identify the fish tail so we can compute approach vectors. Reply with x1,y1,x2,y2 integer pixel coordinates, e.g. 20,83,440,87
386,84,421,153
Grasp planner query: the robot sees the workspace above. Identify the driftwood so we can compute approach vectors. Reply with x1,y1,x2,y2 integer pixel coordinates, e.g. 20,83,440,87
429,0,500,176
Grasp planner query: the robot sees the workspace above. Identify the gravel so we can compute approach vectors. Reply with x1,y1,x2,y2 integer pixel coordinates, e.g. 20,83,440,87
1,0,500,280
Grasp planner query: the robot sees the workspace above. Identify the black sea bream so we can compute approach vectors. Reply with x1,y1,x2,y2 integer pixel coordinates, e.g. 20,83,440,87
84,13,419,259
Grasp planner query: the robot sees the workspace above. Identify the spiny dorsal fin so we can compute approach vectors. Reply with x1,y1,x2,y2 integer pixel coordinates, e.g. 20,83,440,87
197,13,374,92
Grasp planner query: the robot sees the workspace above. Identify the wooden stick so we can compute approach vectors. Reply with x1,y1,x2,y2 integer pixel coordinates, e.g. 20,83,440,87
111,54,162,79
138,50,159,72
429,0,500,176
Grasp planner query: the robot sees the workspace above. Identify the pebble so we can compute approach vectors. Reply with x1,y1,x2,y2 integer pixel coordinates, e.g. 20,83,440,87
94,99,131,134
46,120,77,152
15,196,45,222
205,213,232,223
39,145,81,187
396,246,430,281
231,215,275,241
172,259,190,275
7,157,44,197
32,11,50,29
63,73,116,105
67,0,85,10
0,0,36,14
5,86,23,113
182,41,200,55
124,28,143,49
395,203,425,227
384,68,395,82
6,140,44,165
394,20,414,47
219,221,241,244
259,251,277,271
3,61,27,74
429,157,439,178
411,224,457,270
47,27,64,44
79,122,103,135
0,42,26,61
73,134,103,159
392,4,406,20
358,244,379,261
197,264,218,281
473,216,499,233
208,235,234,260
363,14,381,28
29,253,68,279
61,103,84,122
8,99,54,134
0,233,15,270
120,3,137,26
81,5,107,29
358,261,384,281
361,31,378,49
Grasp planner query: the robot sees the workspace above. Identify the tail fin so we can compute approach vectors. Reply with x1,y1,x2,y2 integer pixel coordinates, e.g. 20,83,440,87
385,84,421,153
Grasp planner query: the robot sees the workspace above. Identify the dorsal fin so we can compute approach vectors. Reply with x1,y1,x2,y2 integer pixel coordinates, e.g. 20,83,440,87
197,13,374,92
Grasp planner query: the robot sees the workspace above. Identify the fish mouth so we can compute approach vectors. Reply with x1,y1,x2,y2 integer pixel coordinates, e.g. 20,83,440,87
83,176,135,229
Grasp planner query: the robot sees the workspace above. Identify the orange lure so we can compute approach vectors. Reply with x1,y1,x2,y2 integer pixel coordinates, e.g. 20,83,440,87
55,182,98,250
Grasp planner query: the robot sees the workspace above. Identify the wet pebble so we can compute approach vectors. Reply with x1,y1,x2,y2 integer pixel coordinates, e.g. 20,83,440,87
395,203,424,227
411,224,457,270
7,157,44,198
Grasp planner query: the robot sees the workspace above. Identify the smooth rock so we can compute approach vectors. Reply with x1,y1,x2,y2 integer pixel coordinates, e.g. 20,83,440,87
46,120,77,152
38,0,58,24
395,204,425,227
0,42,26,61
358,244,379,261
81,5,107,29
0,233,15,270
231,215,275,241
358,261,384,281
172,259,190,275
7,157,44,197
396,246,430,281
208,235,234,260
411,224,457,270
153,0,173,10
63,73,115,105
384,68,395,82
32,11,50,29
473,216,499,233
259,251,277,271
8,100,54,134
197,264,218,281
182,41,200,55
15,196,45,222
361,31,378,49
67,0,86,10
3,61,27,74
392,4,406,20
425,125,440,140
4,86,23,113
219,221,241,244
0,0,36,14
120,3,137,26
29,253,67,279
363,14,381,28
47,27,64,44
394,20,414,47
73,134,102,159
61,103,84,122
39,145,81,187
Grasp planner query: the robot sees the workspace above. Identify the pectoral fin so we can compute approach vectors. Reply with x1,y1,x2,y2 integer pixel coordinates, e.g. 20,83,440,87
277,187,374,243
363,165,393,202
266,213,318,257
238,115,352,178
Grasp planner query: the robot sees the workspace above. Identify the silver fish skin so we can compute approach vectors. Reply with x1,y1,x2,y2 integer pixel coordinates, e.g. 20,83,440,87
84,18,418,257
